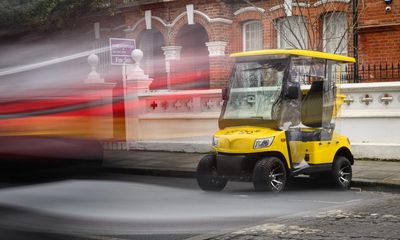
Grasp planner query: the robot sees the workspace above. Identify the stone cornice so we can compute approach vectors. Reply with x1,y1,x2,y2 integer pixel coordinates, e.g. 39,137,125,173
125,9,232,33
234,6,265,16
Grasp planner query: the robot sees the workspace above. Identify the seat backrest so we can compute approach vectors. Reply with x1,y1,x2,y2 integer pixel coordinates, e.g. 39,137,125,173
301,81,323,128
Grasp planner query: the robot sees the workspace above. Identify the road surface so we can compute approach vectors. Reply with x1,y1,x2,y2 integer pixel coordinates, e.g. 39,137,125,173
0,171,394,240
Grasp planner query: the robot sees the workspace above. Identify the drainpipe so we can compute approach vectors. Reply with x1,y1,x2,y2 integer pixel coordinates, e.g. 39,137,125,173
353,0,359,82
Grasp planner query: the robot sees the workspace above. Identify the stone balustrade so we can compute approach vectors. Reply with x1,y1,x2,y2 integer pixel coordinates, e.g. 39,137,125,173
117,82,400,160
337,82,400,160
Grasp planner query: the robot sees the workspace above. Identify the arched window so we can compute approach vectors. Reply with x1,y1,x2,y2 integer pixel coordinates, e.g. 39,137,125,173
243,20,263,51
277,16,308,49
323,12,347,55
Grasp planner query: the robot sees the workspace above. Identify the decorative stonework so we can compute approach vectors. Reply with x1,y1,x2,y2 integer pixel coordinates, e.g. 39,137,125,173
201,97,223,111
146,98,197,113
161,46,182,61
193,10,232,24
234,6,265,16
186,100,194,110
128,49,146,78
162,46,182,79
142,91,223,114
150,100,158,110
269,2,310,12
206,99,216,109
186,4,194,25
313,0,351,7
379,93,393,105
343,95,354,106
145,10,152,30
125,10,232,34
85,54,104,84
174,100,183,109
206,41,228,57
125,49,154,91
161,101,169,110
166,26,174,40
360,94,373,105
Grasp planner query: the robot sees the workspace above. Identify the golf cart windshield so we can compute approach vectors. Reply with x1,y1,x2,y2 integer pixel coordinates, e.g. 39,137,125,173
221,60,288,121
219,55,345,132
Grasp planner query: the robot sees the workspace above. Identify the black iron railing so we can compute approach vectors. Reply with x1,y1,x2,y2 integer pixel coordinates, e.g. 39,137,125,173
339,63,400,83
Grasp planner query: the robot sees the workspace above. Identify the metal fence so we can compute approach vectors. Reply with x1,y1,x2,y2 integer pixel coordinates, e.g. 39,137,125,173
339,63,400,84
93,39,111,76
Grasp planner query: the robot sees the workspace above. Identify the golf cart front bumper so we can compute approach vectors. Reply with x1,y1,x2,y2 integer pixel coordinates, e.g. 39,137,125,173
216,154,252,180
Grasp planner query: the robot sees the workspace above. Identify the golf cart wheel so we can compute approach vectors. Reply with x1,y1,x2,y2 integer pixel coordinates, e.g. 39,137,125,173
253,157,287,192
196,154,227,191
332,156,352,190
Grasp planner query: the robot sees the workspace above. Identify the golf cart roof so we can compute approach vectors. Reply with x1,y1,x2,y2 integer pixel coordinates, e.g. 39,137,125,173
230,49,356,63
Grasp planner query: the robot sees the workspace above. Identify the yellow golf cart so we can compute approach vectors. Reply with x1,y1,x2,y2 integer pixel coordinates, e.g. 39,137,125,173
197,49,355,192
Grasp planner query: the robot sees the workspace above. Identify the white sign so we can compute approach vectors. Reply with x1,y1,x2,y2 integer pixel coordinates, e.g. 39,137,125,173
109,38,136,65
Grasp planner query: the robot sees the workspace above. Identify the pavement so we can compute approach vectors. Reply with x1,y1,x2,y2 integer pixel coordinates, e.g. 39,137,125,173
103,150,400,190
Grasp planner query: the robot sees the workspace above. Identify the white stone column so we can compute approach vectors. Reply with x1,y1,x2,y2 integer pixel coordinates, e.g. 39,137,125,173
124,49,154,143
125,49,154,91
83,53,115,140
161,46,182,89
205,41,227,57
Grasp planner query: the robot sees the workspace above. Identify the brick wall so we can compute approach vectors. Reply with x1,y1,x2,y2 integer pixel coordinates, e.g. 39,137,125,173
358,0,400,26
121,0,400,88
357,0,400,65
358,29,400,65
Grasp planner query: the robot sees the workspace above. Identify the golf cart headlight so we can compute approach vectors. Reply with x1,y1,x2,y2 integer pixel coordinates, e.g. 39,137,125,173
254,137,274,149
212,136,219,147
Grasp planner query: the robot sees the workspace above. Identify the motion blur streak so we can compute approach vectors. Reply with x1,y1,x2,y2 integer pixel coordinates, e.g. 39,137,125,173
0,33,216,165
0,92,116,139
0,47,109,77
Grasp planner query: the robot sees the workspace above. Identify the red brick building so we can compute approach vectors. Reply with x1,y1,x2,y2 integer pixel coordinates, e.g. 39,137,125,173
357,0,400,65
109,0,400,88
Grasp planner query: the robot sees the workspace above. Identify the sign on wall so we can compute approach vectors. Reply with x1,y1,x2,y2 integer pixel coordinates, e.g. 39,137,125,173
109,38,136,65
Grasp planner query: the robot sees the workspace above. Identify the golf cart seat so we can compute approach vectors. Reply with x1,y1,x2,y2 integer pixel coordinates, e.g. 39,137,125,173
300,81,333,141
301,80,323,128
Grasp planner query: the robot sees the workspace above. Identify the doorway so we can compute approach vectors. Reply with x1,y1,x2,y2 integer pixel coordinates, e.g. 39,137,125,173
176,24,210,89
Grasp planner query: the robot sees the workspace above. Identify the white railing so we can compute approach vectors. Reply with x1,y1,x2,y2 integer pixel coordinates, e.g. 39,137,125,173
116,82,400,160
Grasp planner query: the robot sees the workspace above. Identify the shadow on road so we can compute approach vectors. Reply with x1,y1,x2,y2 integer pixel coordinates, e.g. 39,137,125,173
0,162,101,190
0,165,349,193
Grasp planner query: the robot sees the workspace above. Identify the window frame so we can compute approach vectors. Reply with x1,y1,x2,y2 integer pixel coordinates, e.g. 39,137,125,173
242,20,263,52
322,12,348,55
276,16,308,49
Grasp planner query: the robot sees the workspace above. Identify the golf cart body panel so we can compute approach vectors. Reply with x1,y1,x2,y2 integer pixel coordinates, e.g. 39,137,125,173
197,49,355,192
212,126,291,169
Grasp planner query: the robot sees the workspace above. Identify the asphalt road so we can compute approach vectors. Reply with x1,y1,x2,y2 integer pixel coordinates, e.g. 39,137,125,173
0,171,393,240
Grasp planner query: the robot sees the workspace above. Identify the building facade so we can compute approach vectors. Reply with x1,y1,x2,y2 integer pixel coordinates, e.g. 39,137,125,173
112,0,400,89
357,0,400,65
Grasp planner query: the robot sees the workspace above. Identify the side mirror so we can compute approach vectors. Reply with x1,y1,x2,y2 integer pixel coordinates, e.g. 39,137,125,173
222,87,228,101
285,85,299,100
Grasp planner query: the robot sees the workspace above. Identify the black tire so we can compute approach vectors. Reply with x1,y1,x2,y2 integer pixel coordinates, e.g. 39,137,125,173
196,154,227,191
331,156,352,190
253,157,287,192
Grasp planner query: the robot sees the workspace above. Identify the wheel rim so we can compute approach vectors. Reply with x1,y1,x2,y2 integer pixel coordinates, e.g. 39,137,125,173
268,163,285,191
338,164,351,185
